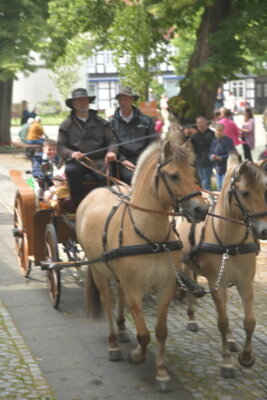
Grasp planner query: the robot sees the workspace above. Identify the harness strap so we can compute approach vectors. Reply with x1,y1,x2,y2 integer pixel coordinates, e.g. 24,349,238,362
182,241,260,263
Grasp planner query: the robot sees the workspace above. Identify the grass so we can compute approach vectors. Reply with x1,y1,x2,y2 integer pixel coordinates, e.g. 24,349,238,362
11,112,69,126
11,111,106,126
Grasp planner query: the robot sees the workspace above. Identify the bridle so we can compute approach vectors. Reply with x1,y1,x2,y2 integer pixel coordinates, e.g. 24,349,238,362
228,164,267,231
155,156,202,219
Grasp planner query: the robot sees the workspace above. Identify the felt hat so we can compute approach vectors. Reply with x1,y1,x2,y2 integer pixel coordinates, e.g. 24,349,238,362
115,86,139,101
65,88,96,108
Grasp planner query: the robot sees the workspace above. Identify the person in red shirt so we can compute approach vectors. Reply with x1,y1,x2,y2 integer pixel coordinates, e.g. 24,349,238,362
218,108,243,146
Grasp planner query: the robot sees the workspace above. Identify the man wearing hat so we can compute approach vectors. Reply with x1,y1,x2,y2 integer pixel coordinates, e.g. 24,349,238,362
109,86,157,184
57,88,118,204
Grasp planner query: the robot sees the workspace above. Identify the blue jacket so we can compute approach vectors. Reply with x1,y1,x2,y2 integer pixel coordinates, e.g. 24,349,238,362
32,152,61,180
209,136,235,175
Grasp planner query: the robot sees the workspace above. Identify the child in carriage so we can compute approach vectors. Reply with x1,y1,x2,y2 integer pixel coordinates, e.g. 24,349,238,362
31,138,63,200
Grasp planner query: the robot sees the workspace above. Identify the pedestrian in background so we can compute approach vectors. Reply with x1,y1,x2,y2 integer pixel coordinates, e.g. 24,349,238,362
214,87,225,110
18,117,34,143
209,123,235,191
187,116,214,191
160,93,170,135
239,107,255,161
20,100,37,125
218,108,243,146
26,116,46,145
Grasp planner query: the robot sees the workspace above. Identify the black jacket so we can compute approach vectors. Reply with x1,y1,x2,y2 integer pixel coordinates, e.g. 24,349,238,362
190,128,214,168
109,106,157,163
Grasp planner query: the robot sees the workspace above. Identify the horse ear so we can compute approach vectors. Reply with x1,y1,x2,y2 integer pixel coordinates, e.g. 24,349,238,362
227,150,242,170
163,140,172,160
256,158,267,174
181,138,193,152
235,160,250,177
180,139,195,164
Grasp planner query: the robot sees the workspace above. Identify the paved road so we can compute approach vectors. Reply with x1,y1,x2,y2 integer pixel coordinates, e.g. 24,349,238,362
0,154,194,400
0,142,267,399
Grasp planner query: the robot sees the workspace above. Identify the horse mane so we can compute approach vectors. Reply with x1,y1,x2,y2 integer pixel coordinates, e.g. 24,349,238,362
131,136,194,188
131,140,162,187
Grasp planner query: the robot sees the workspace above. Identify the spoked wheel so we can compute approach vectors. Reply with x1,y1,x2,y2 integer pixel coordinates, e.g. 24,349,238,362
45,224,61,309
13,193,32,277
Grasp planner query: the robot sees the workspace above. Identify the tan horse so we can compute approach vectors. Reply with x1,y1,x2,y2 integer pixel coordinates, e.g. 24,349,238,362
76,138,208,391
176,152,267,378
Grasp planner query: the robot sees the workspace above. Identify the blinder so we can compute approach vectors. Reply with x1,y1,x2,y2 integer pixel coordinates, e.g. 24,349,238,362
156,157,202,215
229,164,267,226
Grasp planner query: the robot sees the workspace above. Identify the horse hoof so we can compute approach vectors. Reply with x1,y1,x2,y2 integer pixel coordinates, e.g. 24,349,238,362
228,340,239,352
238,352,255,368
117,331,130,342
220,365,236,379
108,348,123,361
128,351,145,365
155,378,171,392
187,321,199,332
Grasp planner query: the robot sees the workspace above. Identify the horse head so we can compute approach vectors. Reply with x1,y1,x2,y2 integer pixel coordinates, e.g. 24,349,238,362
156,136,208,223
224,158,267,240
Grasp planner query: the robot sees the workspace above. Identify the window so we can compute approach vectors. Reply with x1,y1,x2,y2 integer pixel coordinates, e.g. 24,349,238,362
256,83,262,97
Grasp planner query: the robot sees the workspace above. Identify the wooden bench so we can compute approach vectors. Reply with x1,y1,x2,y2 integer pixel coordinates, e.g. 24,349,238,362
11,141,42,157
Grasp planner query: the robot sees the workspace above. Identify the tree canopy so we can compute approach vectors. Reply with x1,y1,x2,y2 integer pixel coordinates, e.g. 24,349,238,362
45,0,267,121
2,0,267,144
0,0,49,144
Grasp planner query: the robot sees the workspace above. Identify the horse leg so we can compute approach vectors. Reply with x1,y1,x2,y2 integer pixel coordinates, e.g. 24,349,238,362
237,283,256,368
92,270,123,361
154,287,175,392
124,289,150,365
116,284,130,342
186,292,199,332
211,287,236,378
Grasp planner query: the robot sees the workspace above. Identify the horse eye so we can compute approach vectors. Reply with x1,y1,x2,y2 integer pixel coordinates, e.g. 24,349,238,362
169,173,180,180
241,191,249,198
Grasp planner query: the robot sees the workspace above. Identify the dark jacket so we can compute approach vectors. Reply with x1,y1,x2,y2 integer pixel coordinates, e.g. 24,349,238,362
109,106,157,163
209,136,235,175
57,110,118,171
32,152,61,180
190,128,214,168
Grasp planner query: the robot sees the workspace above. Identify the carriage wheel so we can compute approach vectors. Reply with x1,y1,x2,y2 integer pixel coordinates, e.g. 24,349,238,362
45,224,61,309
13,193,32,277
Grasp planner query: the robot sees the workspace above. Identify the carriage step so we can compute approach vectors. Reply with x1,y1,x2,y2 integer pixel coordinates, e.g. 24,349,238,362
176,272,206,298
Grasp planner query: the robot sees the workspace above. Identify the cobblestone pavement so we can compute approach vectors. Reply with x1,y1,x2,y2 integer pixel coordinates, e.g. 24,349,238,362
0,302,55,400
126,242,267,400
0,152,267,400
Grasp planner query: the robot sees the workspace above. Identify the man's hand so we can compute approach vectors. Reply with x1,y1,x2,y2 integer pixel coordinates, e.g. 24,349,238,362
122,159,136,170
71,151,85,160
105,151,117,163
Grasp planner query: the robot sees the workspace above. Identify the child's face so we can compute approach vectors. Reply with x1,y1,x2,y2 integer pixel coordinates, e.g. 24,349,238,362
43,145,57,159
215,127,224,139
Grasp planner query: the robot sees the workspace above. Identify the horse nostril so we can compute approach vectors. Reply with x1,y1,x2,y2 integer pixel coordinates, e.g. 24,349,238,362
195,205,209,221
261,229,267,239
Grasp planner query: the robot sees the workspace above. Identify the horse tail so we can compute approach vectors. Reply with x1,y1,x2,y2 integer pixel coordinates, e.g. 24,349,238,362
85,268,104,320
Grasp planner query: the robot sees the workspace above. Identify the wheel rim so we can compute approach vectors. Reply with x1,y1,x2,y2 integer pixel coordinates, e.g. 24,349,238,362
14,194,31,277
45,224,61,308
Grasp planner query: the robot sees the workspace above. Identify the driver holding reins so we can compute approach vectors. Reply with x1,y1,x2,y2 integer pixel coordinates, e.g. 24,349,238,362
57,88,118,206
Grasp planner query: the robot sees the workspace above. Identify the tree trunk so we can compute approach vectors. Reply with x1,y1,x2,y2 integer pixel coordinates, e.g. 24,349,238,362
0,79,13,145
168,0,232,125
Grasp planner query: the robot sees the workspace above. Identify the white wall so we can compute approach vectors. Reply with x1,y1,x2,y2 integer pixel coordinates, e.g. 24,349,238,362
12,53,88,112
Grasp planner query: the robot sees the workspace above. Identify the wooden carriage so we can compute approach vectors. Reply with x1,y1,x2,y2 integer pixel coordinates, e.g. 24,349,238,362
9,169,99,308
